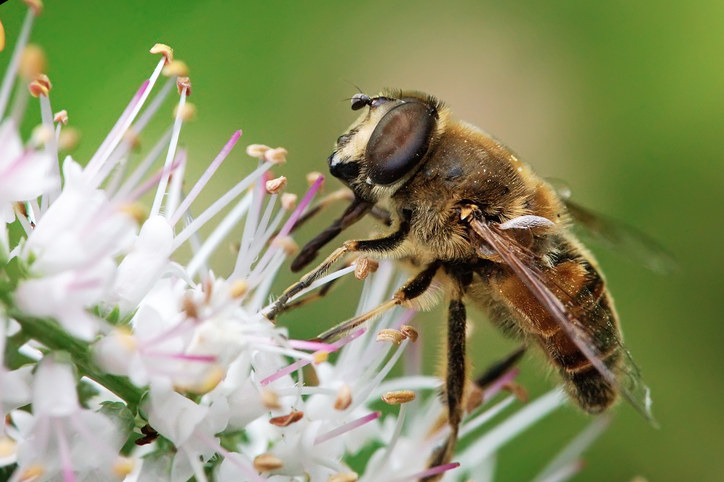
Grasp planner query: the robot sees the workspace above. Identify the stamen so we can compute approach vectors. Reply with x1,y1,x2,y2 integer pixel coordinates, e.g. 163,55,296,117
150,85,187,217
313,411,380,445
260,328,365,386
176,76,192,96
306,171,324,186
276,174,324,238
168,128,243,224
149,43,173,64
172,162,272,251
0,6,36,119
53,109,68,124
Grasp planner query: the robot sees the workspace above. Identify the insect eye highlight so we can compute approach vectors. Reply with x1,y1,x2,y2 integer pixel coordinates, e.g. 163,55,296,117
365,101,436,185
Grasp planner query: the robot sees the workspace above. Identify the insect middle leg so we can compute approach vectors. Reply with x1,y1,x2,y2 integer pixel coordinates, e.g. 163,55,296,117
313,261,440,342
428,297,468,478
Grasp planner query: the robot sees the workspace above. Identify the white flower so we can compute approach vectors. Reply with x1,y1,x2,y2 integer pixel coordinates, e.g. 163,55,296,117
13,357,127,481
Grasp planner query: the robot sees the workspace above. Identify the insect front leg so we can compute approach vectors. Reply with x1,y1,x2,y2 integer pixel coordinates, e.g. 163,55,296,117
263,221,411,321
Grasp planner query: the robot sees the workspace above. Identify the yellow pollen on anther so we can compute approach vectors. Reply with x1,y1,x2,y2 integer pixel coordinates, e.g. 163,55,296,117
333,384,352,410
149,43,173,64
0,437,16,457
176,76,192,96
30,124,53,145
260,389,281,410
400,324,419,343
253,453,284,472
306,171,324,186
119,202,147,224
313,351,329,364
53,109,68,124
19,44,46,81
112,457,135,477
173,102,196,121
264,147,288,165
381,390,416,405
58,127,80,152
23,0,43,15
195,365,225,394
376,329,405,346
246,144,271,159
163,60,189,77
281,193,297,211
272,236,298,256
229,279,248,298
114,327,137,351
265,176,287,194
19,464,45,482
354,257,378,280
28,77,50,97
328,472,359,482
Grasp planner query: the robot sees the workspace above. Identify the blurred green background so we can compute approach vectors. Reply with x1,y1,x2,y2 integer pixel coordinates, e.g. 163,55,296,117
2,0,722,480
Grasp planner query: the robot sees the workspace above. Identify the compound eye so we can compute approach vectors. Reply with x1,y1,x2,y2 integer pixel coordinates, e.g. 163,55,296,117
365,102,436,185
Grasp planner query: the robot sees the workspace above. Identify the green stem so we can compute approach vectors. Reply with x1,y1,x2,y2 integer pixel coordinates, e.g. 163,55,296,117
9,310,144,412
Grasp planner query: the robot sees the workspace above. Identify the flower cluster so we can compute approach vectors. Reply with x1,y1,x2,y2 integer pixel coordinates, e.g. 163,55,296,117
0,3,606,481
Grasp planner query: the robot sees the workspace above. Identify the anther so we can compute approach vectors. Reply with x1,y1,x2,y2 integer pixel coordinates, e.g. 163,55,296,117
334,384,353,410
281,193,298,211
176,76,192,96
253,453,284,472
163,60,189,77
149,43,173,64
376,329,405,346
269,410,304,427
381,390,416,405
265,176,287,194
400,324,419,343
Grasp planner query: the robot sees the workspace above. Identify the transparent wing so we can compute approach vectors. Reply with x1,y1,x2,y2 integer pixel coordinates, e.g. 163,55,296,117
466,212,656,424
547,178,677,274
